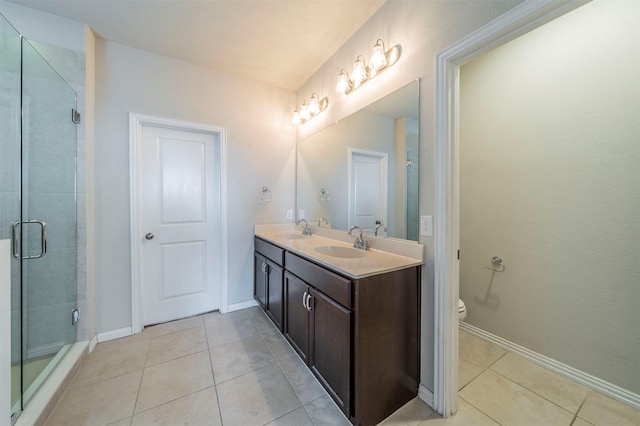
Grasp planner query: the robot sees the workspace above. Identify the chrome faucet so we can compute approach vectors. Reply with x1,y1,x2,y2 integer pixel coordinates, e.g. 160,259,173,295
348,225,369,250
374,220,386,237
317,217,328,227
297,219,311,236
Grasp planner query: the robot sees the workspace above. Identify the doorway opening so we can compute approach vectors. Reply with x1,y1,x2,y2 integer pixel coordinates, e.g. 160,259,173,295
433,0,595,416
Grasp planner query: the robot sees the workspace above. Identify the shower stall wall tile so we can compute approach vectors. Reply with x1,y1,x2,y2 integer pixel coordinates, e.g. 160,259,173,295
25,143,77,194
25,301,77,359
24,192,77,250
25,248,76,308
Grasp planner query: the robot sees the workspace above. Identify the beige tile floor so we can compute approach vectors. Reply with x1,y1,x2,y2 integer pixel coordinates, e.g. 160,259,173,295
44,309,640,426
395,330,640,426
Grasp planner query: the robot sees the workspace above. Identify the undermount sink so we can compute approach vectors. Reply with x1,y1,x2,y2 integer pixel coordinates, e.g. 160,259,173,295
315,245,366,258
282,233,307,240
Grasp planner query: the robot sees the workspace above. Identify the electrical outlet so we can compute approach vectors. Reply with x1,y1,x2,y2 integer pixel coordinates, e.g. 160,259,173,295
420,215,433,236
286,209,293,220
298,209,305,220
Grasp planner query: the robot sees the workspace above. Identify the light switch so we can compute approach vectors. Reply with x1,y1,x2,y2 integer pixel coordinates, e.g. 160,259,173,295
299,209,305,220
420,215,433,236
286,209,293,220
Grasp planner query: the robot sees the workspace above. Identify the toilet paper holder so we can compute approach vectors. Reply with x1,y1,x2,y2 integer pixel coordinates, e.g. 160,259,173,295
484,256,505,272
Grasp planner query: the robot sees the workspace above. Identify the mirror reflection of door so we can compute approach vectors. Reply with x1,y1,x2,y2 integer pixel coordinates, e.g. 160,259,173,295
348,148,388,234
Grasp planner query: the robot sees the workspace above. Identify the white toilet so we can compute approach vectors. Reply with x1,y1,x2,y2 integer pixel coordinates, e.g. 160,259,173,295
458,299,467,321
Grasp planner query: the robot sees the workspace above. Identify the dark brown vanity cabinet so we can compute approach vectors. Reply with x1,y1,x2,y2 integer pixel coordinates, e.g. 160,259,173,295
284,270,351,414
255,237,420,425
253,238,284,330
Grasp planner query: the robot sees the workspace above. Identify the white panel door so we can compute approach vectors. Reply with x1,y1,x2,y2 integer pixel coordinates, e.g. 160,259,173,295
140,125,221,325
348,150,388,234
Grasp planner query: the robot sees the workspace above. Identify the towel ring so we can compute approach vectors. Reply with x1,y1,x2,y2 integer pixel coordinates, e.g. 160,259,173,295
319,188,330,204
259,186,272,203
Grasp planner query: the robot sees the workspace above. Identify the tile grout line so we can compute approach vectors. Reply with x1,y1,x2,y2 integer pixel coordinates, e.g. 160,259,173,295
252,314,312,424
128,316,212,423
126,325,154,426
256,313,323,425
464,336,591,422
569,393,591,426
256,313,348,426
458,350,507,426
487,366,577,418
203,314,225,426
458,394,504,426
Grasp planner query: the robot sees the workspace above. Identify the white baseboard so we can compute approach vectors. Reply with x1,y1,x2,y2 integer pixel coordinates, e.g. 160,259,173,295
419,384,435,409
460,322,640,410
96,327,133,343
95,304,258,345
227,299,258,313
88,334,98,353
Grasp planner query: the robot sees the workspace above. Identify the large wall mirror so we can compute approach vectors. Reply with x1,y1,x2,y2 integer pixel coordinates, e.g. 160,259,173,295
297,80,419,241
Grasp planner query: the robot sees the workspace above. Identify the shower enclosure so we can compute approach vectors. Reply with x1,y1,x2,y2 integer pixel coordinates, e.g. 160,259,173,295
1,14,78,423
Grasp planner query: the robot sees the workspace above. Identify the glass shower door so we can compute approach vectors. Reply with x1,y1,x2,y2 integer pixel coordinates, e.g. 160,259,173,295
18,38,78,408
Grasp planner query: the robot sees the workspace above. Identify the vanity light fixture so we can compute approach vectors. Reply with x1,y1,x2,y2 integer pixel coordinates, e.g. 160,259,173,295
292,93,328,125
308,93,320,115
335,39,401,95
299,102,311,121
336,70,351,94
370,39,387,71
351,55,368,89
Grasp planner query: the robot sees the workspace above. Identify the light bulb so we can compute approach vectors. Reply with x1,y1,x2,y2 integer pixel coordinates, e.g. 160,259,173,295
300,103,310,121
292,110,301,125
351,56,367,88
336,70,351,94
308,94,320,115
370,39,387,71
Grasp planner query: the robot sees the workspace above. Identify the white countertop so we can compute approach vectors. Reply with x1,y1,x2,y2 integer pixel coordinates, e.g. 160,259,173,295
255,224,424,279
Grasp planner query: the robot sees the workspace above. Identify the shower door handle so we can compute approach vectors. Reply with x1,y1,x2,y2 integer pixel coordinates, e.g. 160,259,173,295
11,220,47,260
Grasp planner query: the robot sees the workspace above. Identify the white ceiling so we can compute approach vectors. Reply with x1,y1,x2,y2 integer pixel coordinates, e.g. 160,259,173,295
8,0,386,91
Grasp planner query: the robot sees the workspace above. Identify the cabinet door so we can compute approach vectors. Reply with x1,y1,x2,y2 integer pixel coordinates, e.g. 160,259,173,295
254,252,267,308
266,260,283,330
284,272,309,362
309,288,351,414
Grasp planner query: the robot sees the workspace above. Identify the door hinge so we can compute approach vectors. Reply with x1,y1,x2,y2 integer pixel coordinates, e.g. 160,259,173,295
72,108,81,124
71,308,80,325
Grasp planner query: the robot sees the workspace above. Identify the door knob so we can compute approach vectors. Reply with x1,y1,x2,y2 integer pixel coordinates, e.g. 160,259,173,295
145,233,154,240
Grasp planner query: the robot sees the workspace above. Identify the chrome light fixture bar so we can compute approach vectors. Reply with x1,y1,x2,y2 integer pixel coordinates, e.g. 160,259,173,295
292,93,328,125
335,39,401,95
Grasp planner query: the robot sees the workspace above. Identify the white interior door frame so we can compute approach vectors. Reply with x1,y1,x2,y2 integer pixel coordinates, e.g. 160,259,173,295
129,113,228,334
432,0,589,416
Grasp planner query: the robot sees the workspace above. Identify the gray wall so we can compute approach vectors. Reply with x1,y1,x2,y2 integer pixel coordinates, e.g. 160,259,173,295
94,39,296,333
459,0,640,394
